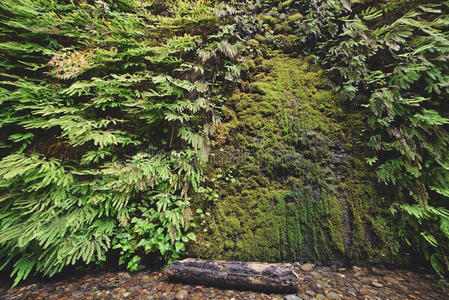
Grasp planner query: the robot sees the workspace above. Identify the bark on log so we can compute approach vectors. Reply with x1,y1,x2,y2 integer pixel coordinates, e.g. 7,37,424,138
163,258,299,293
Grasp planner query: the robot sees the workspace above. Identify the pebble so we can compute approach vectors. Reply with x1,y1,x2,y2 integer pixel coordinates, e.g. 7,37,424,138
174,289,188,300
118,272,131,280
325,291,340,299
359,288,372,295
285,295,302,300
298,293,310,300
305,289,315,296
310,282,324,292
371,281,383,288
309,271,322,279
301,263,314,272
383,276,400,284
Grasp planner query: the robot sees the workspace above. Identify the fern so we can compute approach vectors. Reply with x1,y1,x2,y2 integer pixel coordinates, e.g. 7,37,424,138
0,0,241,285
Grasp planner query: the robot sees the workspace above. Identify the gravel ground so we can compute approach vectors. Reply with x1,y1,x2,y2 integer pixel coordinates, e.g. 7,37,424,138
1,265,448,300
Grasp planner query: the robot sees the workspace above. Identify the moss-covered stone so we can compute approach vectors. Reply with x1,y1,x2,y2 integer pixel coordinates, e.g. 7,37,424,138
189,52,403,265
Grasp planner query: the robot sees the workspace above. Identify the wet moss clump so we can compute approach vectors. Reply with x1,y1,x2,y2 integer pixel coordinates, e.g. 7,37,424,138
189,52,404,265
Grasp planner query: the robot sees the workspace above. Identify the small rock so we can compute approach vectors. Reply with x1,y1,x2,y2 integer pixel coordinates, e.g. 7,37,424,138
298,294,310,300
399,286,410,294
371,281,383,288
224,290,234,297
293,262,301,268
305,289,316,297
175,290,188,300
285,295,302,300
382,276,400,284
311,282,324,292
310,271,322,279
359,289,372,295
325,291,341,300
347,291,357,297
352,266,362,271
301,263,314,272
118,272,131,280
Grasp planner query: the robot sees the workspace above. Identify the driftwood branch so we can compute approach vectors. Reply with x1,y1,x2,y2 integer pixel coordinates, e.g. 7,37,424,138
163,258,299,293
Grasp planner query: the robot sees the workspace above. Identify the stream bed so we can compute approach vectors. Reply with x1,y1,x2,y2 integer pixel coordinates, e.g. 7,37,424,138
1,265,448,300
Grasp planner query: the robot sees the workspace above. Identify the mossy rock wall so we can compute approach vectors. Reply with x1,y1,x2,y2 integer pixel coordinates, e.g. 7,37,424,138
189,52,403,265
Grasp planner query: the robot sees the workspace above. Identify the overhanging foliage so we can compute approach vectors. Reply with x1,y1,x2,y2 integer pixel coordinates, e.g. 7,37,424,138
288,0,449,276
0,0,241,285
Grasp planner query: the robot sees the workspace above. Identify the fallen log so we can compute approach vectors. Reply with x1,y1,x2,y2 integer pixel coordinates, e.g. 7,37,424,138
163,258,299,293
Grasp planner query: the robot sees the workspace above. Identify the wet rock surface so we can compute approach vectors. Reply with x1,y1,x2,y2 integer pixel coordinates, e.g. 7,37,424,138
0,266,448,300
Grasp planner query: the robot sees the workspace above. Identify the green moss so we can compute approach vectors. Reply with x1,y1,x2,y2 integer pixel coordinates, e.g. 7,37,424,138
258,15,277,25
191,187,287,261
272,34,300,52
254,34,267,43
190,53,403,265
327,193,346,254
279,0,293,8
287,13,304,23
274,22,292,34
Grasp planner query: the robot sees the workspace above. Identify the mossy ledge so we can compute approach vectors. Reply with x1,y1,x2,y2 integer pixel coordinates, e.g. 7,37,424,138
189,52,405,265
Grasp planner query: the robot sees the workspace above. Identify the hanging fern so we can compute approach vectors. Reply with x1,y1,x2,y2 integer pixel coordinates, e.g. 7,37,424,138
287,0,449,277
0,0,242,285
